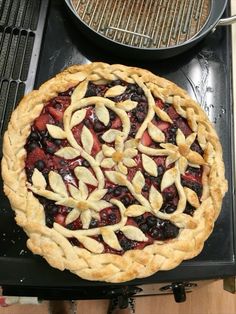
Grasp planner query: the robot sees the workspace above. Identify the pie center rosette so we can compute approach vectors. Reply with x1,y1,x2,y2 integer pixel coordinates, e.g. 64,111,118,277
2,63,227,282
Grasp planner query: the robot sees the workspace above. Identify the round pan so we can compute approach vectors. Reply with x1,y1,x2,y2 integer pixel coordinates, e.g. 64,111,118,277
65,0,234,60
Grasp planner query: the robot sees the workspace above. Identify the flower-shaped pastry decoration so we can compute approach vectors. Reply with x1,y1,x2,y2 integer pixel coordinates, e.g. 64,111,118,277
161,129,205,174
100,135,138,175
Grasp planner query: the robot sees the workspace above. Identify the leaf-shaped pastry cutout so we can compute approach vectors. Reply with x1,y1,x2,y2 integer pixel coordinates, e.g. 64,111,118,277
68,184,81,200
116,99,138,111
148,122,165,143
95,104,110,126
105,171,127,186
185,133,197,147
105,85,127,98
117,162,128,175
102,129,123,143
101,158,116,168
123,157,136,168
48,171,68,197
187,150,205,165
78,236,104,254
102,144,115,157
78,181,89,199
177,156,188,174
132,171,145,194
184,187,200,208
55,147,80,159
149,185,163,214
65,208,80,225
89,189,107,201
95,150,104,163
124,205,147,217
90,200,111,211
161,167,178,191
123,148,138,158
121,226,148,242
166,153,179,167
80,210,92,229
31,168,47,189
70,109,86,128
101,228,122,251
124,139,139,149
154,106,172,123
176,128,186,146
46,124,67,139
142,154,158,177
74,166,98,186
81,125,94,154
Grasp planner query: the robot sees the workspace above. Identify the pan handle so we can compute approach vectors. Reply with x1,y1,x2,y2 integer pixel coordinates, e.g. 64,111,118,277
217,15,236,26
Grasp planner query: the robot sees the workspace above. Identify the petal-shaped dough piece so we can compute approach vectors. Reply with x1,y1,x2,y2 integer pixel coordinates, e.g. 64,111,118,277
49,171,68,197
81,125,94,154
78,181,89,199
121,226,148,242
161,167,178,191
105,85,127,98
78,236,104,254
123,148,138,158
132,171,145,194
55,147,80,159
148,122,165,143
124,205,147,217
46,124,67,139
184,187,200,208
185,133,197,147
101,228,122,251
116,99,138,111
154,106,172,123
176,128,186,146
74,167,98,186
89,189,107,201
70,109,86,128
177,156,188,174
31,168,47,189
149,185,163,214
102,129,123,143
166,153,179,167
95,150,104,163
95,104,110,126
124,139,139,149
90,200,111,211
187,150,205,165
123,157,136,168
142,154,158,177
80,210,92,229
105,171,127,185
117,162,128,175
65,208,80,225
102,144,116,157
101,158,116,168
68,184,81,200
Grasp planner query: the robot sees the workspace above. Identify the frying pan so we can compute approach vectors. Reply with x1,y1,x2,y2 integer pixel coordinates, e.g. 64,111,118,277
65,0,236,60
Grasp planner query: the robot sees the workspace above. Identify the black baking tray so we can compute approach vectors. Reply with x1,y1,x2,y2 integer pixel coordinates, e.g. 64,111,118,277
0,0,235,298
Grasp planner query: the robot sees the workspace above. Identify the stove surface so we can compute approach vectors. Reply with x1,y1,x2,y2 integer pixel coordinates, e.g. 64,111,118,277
0,0,235,291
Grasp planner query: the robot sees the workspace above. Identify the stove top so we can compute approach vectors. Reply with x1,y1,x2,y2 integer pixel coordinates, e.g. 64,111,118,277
0,0,235,295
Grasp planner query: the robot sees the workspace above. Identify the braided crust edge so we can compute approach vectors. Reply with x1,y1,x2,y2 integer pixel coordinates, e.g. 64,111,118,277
1,62,228,283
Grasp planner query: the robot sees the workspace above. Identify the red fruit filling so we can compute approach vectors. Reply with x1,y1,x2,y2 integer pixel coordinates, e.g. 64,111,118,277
24,82,204,254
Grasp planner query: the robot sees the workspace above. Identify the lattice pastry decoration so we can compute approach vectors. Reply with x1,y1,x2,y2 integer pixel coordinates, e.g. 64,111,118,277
2,63,228,283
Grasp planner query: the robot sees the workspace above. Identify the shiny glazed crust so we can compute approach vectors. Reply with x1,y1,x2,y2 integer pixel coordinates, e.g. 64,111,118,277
1,62,228,282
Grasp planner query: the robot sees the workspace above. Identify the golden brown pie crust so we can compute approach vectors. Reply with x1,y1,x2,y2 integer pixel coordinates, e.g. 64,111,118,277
1,62,228,282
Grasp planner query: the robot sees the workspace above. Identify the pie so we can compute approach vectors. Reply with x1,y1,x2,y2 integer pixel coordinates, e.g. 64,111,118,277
1,62,228,283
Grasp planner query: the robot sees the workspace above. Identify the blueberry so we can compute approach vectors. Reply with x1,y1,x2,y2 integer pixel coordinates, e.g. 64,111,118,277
150,228,164,240
140,223,149,233
54,103,62,109
146,216,157,227
89,218,98,228
142,185,149,192
28,141,38,151
93,120,105,132
82,159,90,167
137,87,143,95
35,160,46,171
164,192,175,201
128,84,136,92
46,216,54,228
158,165,165,176
120,239,134,251
45,203,58,215
109,111,116,121
66,223,75,230
46,146,55,154
107,187,114,194
112,79,122,86
108,213,117,224
163,205,176,214
121,195,131,207
184,203,195,216
134,215,145,225
30,131,39,140
85,85,97,97
113,187,122,197
181,178,202,197
190,142,203,155
136,112,146,123
84,118,90,127
54,139,62,146
163,223,179,239
131,94,140,102
60,160,67,166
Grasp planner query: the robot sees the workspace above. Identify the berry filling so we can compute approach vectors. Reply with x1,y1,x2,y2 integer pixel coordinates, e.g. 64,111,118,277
25,81,204,255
